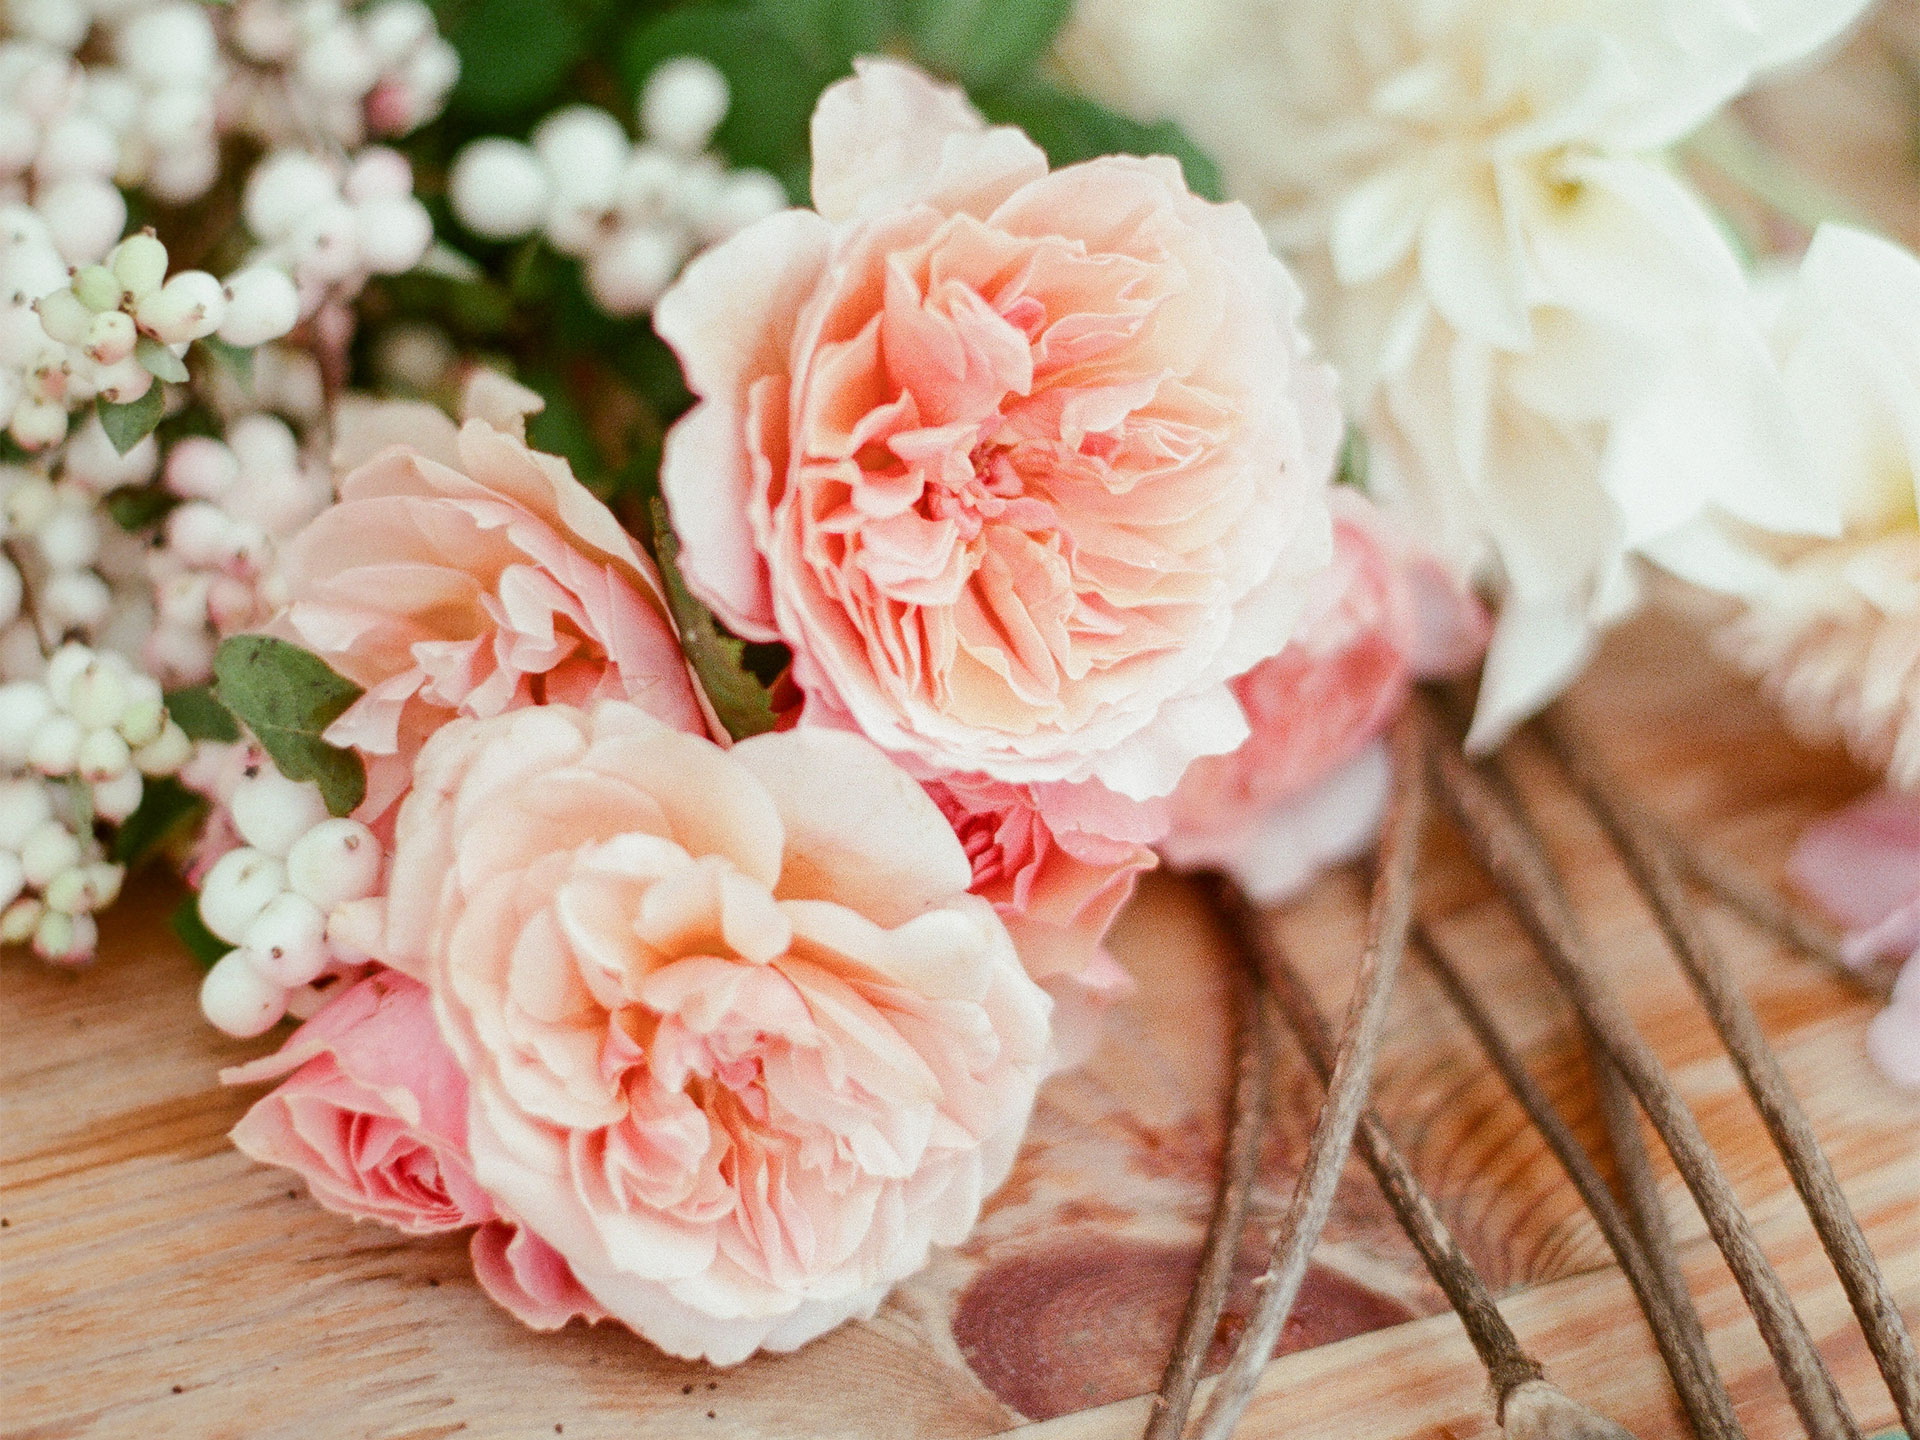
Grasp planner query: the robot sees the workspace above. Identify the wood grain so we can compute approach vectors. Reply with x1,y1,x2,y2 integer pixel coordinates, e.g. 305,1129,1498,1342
7,17,1920,1433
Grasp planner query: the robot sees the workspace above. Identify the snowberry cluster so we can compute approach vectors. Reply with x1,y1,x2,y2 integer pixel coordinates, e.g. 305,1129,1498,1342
448,57,787,316
241,147,433,320
225,0,458,149
195,763,381,1037
0,642,191,962
145,414,330,684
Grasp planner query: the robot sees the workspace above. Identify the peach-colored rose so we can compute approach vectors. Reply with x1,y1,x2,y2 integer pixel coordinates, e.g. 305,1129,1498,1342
925,774,1154,1066
655,59,1341,803
1161,493,1487,898
353,699,1051,1362
276,372,708,819
223,970,493,1233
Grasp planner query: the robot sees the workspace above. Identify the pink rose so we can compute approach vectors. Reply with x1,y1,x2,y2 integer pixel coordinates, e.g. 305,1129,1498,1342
926,774,1154,1066
276,372,708,819
1791,792,1920,1088
1161,492,1488,898
222,970,493,1233
357,699,1051,1362
656,59,1341,803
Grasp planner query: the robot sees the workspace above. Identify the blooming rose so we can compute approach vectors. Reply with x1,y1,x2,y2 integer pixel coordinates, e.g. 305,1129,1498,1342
925,774,1156,1065
276,371,708,818
655,58,1340,802
355,699,1051,1362
1790,791,1920,1088
223,970,493,1233
1160,492,1487,898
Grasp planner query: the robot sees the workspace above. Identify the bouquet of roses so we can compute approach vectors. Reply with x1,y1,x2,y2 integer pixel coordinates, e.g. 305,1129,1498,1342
3,0,1915,1381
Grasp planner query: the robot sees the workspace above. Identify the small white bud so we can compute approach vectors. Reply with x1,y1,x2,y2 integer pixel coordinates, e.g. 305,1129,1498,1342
71,265,125,314
230,766,331,857
285,817,381,910
110,233,172,299
33,907,97,964
243,152,340,241
64,657,126,729
134,720,192,776
119,3,220,88
116,698,165,749
362,0,435,62
88,354,156,405
0,849,22,911
200,948,289,1037
34,287,92,346
215,267,300,348
698,168,788,242
164,436,240,501
343,148,414,205
352,194,432,275
77,726,132,782
20,819,83,887
288,200,360,284
0,682,56,764
134,270,226,345
532,106,628,203
84,307,137,365
41,569,113,631
45,860,120,915
8,399,68,451
43,645,92,706
1,896,45,945
448,138,551,241
39,177,126,266
34,114,119,185
585,226,686,316
34,505,101,572
641,56,730,155
198,846,288,945
242,890,328,986
0,779,53,849
90,765,143,822
27,712,83,775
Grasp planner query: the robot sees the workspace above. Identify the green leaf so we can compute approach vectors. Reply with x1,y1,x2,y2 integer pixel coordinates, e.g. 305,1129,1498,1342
165,684,241,743
211,636,367,817
104,483,177,532
112,777,207,867
621,5,825,178
1336,426,1370,490
524,369,599,485
95,386,166,455
170,895,231,970
753,0,899,71
136,335,190,383
903,0,1069,89
448,0,587,119
648,496,783,740
975,82,1224,201
198,336,253,391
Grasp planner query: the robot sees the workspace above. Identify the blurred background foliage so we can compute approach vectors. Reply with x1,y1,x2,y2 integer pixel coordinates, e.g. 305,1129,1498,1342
360,0,1221,518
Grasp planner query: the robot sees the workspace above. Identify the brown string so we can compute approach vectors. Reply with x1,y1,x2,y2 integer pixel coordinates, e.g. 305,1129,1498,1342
1143,942,1279,1440
1415,928,1746,1440
1540,708,1920,1435
1418,695,1861,1440
1190,712,1426,1440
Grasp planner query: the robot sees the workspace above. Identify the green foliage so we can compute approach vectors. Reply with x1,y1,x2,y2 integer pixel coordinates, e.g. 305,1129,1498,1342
754,0,900,71
135,336,190,384
198,336,254,392
170,895,231,970
211,637,367,817
165,684,242,743
96,386,166,455
105,483,177,533
904,0,1069,90
112,777,207,867
445,0,589,120
975,82,1224,200
648,496,783,740
1336,426,1370,490
620,5,825,183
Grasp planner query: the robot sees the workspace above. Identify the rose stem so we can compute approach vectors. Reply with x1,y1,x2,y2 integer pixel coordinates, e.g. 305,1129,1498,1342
1418,696,1861,1440
1539,707,1920,1434
1190,713,1425,1440
1415,926,1745,1440
1657,813,1891,1001
1143,926,1279,1440
1250,914,1638,1439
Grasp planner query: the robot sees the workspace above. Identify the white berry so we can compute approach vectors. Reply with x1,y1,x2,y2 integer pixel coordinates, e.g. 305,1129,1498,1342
284,816,381,909
200,949,289,1037
241,891,328,986
230,767,331,856
448,138,550,240
198,846,288,945
641,56,730,155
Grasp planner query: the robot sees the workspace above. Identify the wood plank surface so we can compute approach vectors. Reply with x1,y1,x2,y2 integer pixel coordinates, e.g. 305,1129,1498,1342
7,15,1920,1436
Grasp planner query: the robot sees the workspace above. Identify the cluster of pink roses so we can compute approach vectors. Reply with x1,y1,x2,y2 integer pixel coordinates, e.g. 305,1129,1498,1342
218,60,1485,1363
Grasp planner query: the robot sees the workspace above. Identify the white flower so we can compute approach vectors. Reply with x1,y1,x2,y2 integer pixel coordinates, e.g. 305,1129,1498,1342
1061,0,1870,745
1657,225,1920,788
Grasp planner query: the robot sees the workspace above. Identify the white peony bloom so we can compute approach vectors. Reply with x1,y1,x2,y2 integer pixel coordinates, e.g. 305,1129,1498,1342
1658,225,1920,788
1062,0,1869,745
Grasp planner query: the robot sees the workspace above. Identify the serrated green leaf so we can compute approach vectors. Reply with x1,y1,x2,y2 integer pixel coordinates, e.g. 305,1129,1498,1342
212,636,367,817
112,776,207,867
136,335,190,383
105,483,177,532
621,6,825,178
904,0,1069,89
165,684,241,743
198,335,254,391
96,386,166,455
170,895,231,970
975,82,1224,201
754,0,900,70
648,496,783,740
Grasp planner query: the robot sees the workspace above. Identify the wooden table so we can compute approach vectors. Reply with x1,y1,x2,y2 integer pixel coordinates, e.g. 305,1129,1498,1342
8,17,1920,1435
